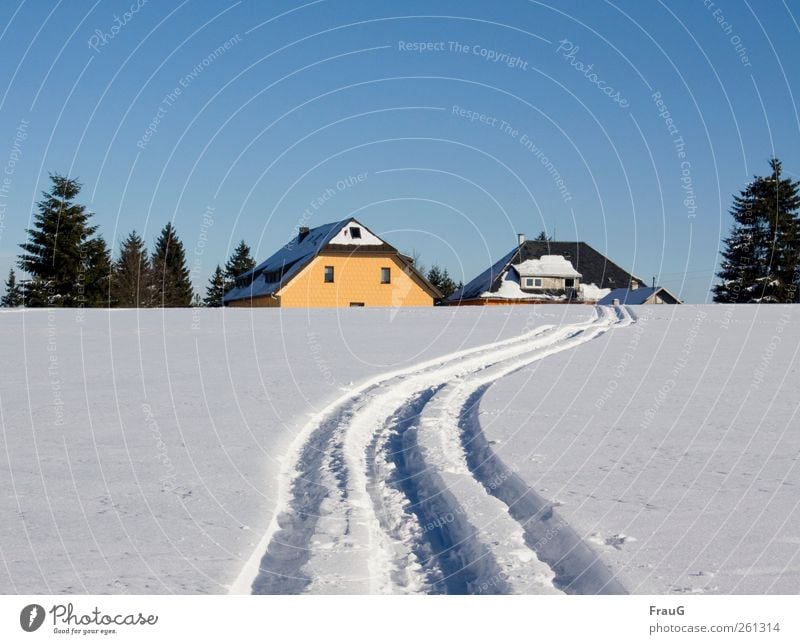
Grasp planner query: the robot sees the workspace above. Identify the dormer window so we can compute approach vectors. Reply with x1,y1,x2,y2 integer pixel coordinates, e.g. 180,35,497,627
349,226,361,239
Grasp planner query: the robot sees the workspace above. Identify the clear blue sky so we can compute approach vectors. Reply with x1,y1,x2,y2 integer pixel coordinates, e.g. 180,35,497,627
0,0,798,303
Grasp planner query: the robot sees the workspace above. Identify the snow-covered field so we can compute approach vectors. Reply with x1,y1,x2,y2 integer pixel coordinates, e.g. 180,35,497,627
0,304,797,594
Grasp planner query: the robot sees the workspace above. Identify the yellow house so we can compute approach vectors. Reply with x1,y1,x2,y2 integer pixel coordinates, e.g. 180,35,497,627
223,218,441,308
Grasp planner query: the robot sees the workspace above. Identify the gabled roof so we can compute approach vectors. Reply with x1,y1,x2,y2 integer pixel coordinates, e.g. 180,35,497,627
446,240,644,303
223,218,441,303
446,246,519,302
597,286,681,305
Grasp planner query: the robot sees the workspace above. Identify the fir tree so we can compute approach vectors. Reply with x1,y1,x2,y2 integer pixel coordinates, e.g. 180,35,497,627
81,236,113,307
1,269,23,307
713,184,765,303
535,230,551,241
714,159,800,303
112,231,152,307
151,222,193,307
204,265,226,307
224,240,256,289
426,265,444,293
438,268,458,298
426,264,458,299
18,174,99,306
760,159,800,302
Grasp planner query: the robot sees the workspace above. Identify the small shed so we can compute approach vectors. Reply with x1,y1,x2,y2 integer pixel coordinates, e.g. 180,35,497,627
598,286,681,305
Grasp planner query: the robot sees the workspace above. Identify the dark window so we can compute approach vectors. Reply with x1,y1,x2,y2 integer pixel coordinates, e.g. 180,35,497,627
381,267,391,284
324,266,334,283
349,226,361,239
349,302,365,307
565,278,574,288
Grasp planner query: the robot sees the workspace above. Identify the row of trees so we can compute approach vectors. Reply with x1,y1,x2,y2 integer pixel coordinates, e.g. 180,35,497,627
0,174,257,308
714,159,800,303
426,265,461,298
0,172,462,308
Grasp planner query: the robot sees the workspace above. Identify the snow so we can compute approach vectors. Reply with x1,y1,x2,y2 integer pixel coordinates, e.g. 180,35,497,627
0,306,586,594
512,255,581,278
479,305,800,593
1,304,798,595
580,283,611,302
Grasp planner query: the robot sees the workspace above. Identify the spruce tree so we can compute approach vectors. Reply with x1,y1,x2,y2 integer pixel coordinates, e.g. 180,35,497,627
760,159,800,302
1,269,23,307
151,222,193,307
713,183,765,303
224,240,256,289
112,231,152,307
81,236,113,307
204,265,226,307
18,174,99,306
426,265,444,292
714,158,800,303
439,268,458,298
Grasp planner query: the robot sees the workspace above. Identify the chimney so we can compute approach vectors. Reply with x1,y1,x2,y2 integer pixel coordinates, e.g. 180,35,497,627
298,226,310,242
517,233,525,247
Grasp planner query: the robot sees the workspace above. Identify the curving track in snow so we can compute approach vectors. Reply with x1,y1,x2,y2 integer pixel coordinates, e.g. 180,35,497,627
231,305,634,595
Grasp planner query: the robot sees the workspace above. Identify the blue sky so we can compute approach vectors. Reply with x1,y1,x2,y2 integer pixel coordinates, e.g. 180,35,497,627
0,0,798,303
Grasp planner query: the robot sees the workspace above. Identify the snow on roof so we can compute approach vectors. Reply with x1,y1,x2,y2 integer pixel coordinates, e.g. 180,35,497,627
223,218,364,303
479,270,568,301
512,255,581,278
445,247,519,302
580,283,611,301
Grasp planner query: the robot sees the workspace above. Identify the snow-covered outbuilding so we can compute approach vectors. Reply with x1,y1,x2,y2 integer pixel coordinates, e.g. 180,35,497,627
223,218,441,308
446,237,646,305
597,287,681,305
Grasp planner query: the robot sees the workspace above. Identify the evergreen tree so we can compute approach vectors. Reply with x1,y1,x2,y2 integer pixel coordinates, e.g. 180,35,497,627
81,236,113,307
20,278,48,307
714,159,800,303
439,268,458,298
112,231,152,307
426,264,458,299
760,159,800,302
18,174,99,306
151,222,193,307
224,240,256,289
204,265,226,307
713,183,765,303
426,265,444,292
1,269,23,307
535,230,551,241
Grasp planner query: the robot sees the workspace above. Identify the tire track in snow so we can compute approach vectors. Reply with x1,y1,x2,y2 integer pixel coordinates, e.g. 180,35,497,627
233,307,630,594
235,322,564,594
453,306,631,593
410,305,631,594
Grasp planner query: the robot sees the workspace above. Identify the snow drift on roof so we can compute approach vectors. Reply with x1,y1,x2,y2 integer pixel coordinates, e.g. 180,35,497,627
512,255,581,278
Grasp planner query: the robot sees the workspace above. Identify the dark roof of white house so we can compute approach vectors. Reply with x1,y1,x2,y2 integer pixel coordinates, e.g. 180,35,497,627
446,240,645,303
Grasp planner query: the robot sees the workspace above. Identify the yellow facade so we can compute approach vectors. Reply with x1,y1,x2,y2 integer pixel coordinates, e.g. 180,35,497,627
230,253,434,308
